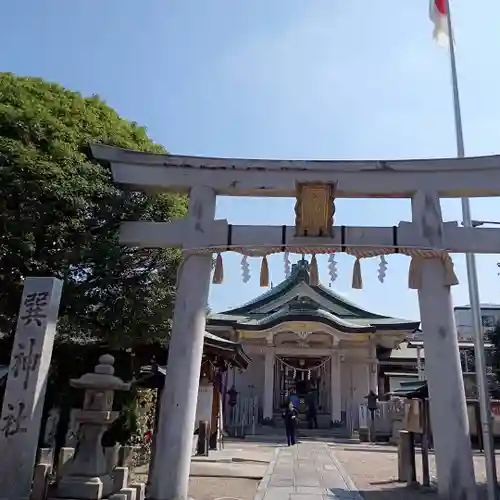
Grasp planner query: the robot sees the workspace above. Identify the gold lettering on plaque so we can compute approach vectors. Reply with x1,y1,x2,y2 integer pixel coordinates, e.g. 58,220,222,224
294,183,336,237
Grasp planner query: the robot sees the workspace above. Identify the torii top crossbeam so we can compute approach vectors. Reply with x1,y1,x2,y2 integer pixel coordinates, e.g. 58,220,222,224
90,144,500,290
91,144,500,198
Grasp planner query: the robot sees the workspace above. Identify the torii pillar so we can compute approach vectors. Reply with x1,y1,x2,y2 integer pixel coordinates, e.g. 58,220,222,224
148,185,216,500
411,191,476,500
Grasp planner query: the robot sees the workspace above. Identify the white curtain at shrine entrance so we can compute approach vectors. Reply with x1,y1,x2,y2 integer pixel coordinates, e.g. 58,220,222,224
273,355,333,415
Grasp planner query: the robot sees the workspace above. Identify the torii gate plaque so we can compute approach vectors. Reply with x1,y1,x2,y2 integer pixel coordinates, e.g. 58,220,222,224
294,182,336,237
91,144,500,500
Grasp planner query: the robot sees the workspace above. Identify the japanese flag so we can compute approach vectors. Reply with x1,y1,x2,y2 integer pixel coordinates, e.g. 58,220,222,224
430,0,449,45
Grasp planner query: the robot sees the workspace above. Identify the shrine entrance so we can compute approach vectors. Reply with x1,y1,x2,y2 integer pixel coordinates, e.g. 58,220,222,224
92,144,500,500
275,356,329,416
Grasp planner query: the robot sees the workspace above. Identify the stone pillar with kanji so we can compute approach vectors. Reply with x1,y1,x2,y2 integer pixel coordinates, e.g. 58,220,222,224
0,277,63,500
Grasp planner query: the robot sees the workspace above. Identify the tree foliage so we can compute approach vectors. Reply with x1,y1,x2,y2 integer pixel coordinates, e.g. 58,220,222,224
0,73,187,346
487,322,500,398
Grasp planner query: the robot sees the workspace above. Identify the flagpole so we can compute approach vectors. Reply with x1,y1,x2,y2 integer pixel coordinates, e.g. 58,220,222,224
444,1,498,498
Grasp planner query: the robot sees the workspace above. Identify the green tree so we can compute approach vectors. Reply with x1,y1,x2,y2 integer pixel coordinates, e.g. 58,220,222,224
487,322,500,398
0,73,186,346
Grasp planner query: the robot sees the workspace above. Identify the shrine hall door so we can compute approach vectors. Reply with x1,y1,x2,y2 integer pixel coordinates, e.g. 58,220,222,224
273,357,331,414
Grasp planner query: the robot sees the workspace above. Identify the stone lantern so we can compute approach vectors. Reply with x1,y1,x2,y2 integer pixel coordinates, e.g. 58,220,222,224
53,354,131,500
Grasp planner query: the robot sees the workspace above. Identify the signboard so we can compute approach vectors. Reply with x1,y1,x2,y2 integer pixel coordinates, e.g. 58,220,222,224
404,399,423,434
195,384,213,426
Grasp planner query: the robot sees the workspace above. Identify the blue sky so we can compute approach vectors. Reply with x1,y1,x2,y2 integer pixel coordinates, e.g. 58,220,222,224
2,0,500,321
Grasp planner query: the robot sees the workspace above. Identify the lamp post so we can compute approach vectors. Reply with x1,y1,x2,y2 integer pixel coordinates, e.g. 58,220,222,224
459,218,498,498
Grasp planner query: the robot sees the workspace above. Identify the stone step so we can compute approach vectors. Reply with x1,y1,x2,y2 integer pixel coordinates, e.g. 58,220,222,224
272,413,334,428
254,425,352,440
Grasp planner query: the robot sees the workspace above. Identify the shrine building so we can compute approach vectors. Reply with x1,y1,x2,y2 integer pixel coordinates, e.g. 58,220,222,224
206,258,420,428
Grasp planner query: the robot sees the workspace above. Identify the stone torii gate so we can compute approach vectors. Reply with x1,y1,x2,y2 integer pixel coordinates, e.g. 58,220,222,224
91,144,500,500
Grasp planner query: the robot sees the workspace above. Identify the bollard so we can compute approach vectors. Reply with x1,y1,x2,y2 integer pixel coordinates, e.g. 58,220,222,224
37,448,54,471
31,463,51,500
197,420,210,456
421,400,430,487
398,430,417,484
56,447,75,483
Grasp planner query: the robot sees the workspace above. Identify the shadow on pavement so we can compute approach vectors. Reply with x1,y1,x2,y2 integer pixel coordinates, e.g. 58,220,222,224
326,483,490,499
333,485,436,499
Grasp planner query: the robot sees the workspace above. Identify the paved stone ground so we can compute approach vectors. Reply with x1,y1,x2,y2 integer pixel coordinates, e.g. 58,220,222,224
256,442,362,500
131,441,273,500
331,441,500,499
133,470,261,500
330,443,436,500
189,477,260,500
130,437,499,499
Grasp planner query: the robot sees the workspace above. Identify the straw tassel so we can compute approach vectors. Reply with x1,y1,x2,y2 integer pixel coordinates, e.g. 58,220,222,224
408,256,422,290
443,254,459,286
212,252,224,284
260,255,270,287
309,254,319,286
352,258,363,289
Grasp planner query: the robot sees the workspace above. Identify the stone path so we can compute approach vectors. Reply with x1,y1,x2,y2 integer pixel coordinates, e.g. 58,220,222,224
256,442,363,500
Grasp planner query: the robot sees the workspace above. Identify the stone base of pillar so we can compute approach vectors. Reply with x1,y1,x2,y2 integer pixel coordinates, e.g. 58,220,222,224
262,417,275,426
55,474,112,499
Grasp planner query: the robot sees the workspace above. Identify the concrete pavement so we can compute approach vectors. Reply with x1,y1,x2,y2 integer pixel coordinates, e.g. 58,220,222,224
255,442,363,500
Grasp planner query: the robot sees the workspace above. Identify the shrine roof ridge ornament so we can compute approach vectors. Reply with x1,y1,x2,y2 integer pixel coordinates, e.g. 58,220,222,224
90,144,500,199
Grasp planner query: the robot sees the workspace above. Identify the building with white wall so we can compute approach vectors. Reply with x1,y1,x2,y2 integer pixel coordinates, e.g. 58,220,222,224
206,258,419,429
454,304,500,340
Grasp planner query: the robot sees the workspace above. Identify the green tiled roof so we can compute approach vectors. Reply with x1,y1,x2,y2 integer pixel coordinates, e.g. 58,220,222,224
208,259,419,333
221,260,380,317
389,380,428,398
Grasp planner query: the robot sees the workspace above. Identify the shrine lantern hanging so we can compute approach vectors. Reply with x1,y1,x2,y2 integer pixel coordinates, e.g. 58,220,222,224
227,386,238,407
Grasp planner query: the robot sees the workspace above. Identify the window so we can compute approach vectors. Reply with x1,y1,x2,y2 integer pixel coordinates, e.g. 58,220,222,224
460,349,476,373
482,315,496,328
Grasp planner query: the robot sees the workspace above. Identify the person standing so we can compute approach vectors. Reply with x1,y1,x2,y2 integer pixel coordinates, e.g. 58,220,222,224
282,401,298,446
